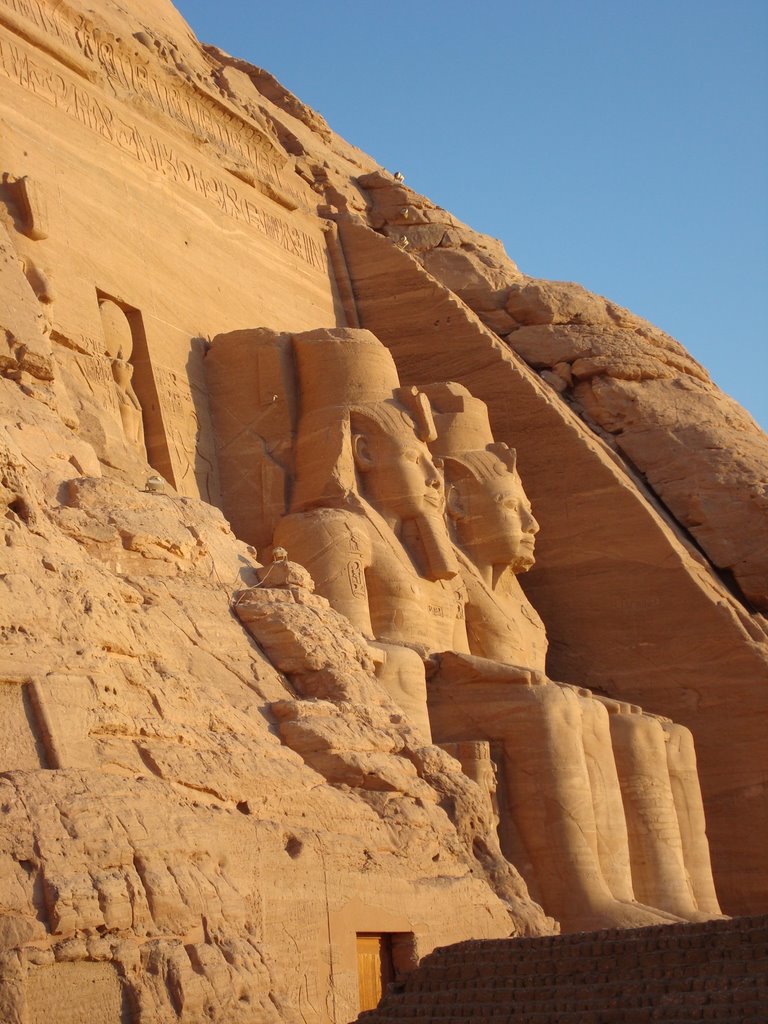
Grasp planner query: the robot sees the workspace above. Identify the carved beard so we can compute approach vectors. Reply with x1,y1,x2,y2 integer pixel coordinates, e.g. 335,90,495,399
507,544,535,575
401,510,459,581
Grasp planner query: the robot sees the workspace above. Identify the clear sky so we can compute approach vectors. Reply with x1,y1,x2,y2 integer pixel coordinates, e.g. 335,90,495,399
174,0,768,431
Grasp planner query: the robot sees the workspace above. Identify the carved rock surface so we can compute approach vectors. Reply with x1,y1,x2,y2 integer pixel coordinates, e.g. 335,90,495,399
0,380,545,1023
348,177,768,613
0,0,766,1020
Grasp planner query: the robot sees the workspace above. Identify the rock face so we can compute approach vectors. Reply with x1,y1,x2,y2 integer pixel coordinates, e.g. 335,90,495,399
351,177,768,615
0,374,540,1024
0,0,765,1022
210,324,721,935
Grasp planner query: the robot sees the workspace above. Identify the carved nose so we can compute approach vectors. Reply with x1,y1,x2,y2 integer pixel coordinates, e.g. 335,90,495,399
426,463,442,488
525,509,540,535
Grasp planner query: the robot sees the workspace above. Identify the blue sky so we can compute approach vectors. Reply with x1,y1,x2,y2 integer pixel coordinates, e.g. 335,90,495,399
175,0,768,431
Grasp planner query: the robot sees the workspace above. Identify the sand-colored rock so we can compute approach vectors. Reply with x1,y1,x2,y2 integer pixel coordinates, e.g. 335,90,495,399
423,380,720,930
331,220,768,914
0,377,536,1023
349,174,768,613
210,325,720,932
233,562,543,930
0,0,766,1019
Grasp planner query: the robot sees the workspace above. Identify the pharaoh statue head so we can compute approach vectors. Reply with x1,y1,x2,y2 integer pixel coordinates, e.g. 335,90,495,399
288,329,458,581
423,382,539,576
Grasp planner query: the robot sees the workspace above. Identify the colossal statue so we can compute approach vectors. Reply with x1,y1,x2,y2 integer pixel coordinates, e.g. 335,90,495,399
274,329,464,742
271,327,719,931
424,381,722,928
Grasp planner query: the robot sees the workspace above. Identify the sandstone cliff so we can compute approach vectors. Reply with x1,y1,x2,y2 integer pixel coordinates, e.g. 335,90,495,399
0,0,766,1021
0,328,547,1023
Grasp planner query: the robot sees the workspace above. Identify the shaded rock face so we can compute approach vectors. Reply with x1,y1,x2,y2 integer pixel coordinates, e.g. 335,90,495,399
352,180,768,615
0,1,765,1022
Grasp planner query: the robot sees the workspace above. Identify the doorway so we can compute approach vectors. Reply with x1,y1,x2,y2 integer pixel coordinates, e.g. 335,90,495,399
356,933,394,1012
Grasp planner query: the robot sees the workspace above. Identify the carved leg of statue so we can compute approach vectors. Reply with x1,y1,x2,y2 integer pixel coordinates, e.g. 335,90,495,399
499,685,688,931
607,711,710,921
662,722,722,915
500,684,610,923
574,690,635,903
118,398,145,450
428,667,684,932
370,641,433,743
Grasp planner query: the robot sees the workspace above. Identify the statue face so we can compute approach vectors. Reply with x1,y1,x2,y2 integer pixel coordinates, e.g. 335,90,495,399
455,461,539,572
354,422,445,522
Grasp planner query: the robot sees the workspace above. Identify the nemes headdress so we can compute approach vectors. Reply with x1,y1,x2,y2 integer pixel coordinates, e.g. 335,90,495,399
288,330,457,581
422,381,518,482
290,328,437,510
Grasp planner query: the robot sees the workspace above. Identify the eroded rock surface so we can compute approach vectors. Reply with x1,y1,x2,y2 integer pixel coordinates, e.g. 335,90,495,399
0,0,766,1020
0,379,544,1023
344,176,768,613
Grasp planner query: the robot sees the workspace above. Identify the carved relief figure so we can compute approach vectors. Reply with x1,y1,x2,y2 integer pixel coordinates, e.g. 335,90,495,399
98,298,145,450
423,381,721,927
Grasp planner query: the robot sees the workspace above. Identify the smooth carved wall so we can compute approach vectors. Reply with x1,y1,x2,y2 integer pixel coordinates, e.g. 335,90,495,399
0,0,345,502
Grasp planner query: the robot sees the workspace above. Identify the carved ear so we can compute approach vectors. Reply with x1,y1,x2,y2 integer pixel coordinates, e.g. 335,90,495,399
352,433,374,471
446,484,466,521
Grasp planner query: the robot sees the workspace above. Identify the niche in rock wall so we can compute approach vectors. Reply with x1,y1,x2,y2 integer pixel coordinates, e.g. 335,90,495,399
0,679,47,771
0,173,49,241
96,291,173,485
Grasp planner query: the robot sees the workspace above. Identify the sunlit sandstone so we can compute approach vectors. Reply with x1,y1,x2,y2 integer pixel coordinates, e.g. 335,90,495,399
0,0,765,1019
268,331,720,931
424,380,721,928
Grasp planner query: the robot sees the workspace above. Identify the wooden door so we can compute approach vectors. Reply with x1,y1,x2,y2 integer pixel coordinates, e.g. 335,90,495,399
356,933,393,1012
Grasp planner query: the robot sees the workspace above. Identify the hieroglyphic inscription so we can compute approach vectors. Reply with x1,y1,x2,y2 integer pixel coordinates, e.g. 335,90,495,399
0,0,66,43
71,351,120,416
245,888,264,944
51,327,122,418
347,559,367,598
0,0,300,202
0,31,327,270
50,327,102,357
427,602,465,621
